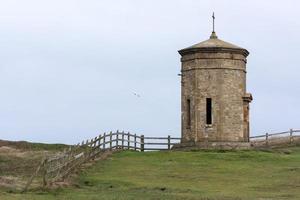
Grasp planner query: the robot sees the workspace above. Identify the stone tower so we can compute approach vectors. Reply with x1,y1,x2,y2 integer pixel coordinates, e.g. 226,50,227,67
178,20,252,148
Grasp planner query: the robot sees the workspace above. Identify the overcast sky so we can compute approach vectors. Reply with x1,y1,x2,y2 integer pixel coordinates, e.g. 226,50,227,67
0,0,299,144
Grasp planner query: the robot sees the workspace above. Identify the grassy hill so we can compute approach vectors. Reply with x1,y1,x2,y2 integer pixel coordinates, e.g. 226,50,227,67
0,140,68,191
1,142,300,200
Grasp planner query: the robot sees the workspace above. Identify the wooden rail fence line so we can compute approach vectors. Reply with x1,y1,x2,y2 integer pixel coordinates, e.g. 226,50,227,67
250,129,300,147
23,129,299,192
22,131,180,192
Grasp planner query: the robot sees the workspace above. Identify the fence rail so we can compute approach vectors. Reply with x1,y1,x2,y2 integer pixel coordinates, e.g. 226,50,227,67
250,129,300,147
22,131,180,192
23,128,300,192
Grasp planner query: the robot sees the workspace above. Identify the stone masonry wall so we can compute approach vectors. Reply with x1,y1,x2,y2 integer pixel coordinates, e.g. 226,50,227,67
181,52,248,142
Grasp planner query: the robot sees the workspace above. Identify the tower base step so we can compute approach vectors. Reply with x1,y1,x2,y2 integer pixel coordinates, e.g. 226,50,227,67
172,141,250,150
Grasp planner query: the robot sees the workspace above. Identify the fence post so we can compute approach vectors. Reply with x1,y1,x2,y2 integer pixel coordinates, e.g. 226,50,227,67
92,138,96,158
127,132,130,149
110,131,112,150
42,159,47,187
22,158,47,193
98,134,101,149
290,129,293,144
134,134,137,151
103,132,106,150
85,139,89,158
141,135,144,152
168,135,171,150
94,137,97,147
90,139,94,150
122,131,124,149
116,130,119,149
266,132,269,147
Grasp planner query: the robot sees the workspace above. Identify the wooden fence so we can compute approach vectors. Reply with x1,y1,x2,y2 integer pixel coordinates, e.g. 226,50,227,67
23,129,300,191
250,129,300,147
22,131,180,192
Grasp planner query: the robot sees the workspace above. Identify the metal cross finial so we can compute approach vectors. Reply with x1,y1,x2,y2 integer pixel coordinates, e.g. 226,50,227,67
212,12,215,33
210,12,218,39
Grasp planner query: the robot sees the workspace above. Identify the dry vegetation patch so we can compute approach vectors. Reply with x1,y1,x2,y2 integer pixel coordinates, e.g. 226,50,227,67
0,140,68,190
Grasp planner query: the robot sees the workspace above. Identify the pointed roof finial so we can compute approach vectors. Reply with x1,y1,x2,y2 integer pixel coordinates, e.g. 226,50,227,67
212,12,215,32
210,12,218,39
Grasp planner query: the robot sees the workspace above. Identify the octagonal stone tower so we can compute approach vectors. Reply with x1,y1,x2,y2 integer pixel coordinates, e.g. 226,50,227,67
178,30,252,148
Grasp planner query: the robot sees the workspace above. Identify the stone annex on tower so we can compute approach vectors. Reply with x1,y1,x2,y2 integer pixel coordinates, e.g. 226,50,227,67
174,15,253,149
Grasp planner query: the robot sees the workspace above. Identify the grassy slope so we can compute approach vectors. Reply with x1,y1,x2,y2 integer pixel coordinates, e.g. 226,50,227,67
0,140,68,151
0,140,68,177
0,140,69,190
1,147,300,200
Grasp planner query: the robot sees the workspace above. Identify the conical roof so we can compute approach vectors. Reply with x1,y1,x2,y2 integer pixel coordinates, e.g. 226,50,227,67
178,32,249,57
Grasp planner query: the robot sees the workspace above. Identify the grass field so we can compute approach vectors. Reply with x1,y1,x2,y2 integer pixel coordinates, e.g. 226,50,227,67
0,143,300,200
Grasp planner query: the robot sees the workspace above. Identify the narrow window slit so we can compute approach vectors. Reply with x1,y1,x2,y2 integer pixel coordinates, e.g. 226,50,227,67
206,98,212,125
187,99,191,128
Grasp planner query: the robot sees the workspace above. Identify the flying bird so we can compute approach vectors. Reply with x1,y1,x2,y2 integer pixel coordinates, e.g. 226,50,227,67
133,92,141,98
